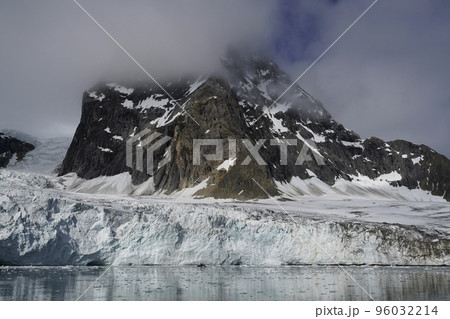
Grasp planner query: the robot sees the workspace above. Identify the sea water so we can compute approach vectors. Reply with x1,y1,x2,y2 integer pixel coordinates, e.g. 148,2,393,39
0,266,448,301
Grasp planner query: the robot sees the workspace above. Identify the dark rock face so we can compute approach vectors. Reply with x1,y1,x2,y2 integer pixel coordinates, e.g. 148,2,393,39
59,52,450,201
0,133,35,168
59,81,186,179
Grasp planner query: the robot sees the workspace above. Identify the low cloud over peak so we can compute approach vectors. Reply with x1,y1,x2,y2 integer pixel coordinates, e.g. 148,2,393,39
0,0,448,156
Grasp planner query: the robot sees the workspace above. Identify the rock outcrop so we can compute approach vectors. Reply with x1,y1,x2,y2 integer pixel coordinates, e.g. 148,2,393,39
0,133,35,168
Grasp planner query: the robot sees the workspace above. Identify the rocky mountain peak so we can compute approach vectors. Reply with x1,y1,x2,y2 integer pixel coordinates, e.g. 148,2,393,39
58,52,450,201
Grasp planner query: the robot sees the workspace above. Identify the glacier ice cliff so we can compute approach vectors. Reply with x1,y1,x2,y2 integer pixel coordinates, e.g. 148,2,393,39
0,170,448,266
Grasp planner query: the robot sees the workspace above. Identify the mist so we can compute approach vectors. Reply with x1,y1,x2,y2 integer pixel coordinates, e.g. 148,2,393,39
0,0,448,157
0,0,276,138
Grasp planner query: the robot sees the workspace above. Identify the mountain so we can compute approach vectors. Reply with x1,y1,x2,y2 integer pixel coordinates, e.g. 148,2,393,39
1,51,448,267
0,132,35,168
59,51,450,201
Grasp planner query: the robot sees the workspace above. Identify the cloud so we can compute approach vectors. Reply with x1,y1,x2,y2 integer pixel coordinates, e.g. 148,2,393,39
0,0,448,159
0,0,277,138
274,0,450,156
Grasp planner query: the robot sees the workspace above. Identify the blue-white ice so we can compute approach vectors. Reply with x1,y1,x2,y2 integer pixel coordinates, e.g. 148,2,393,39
0,169,448,266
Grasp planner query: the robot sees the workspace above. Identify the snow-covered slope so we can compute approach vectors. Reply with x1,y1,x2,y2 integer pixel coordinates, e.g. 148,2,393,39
59,169,446,203
0,169,448,266
1,129,71,175
275,174,447,202
7,137,70,175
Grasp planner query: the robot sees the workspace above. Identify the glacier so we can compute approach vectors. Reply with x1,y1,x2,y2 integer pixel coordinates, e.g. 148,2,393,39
0,169,448,266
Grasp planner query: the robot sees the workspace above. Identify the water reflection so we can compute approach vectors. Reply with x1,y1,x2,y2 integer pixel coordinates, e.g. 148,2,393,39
0,266,448,301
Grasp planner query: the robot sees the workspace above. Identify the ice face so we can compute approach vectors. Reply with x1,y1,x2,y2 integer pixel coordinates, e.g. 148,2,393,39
0,170,448,266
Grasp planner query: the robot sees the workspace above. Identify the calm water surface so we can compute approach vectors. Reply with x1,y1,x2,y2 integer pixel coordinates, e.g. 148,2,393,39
0,266,448,301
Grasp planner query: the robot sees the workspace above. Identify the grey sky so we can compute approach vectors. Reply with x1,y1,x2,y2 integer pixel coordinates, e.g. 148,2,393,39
275,0,450,157
0,0,448,157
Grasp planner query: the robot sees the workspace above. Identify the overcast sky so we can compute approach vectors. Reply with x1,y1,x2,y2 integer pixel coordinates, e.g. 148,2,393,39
0,0,448,157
